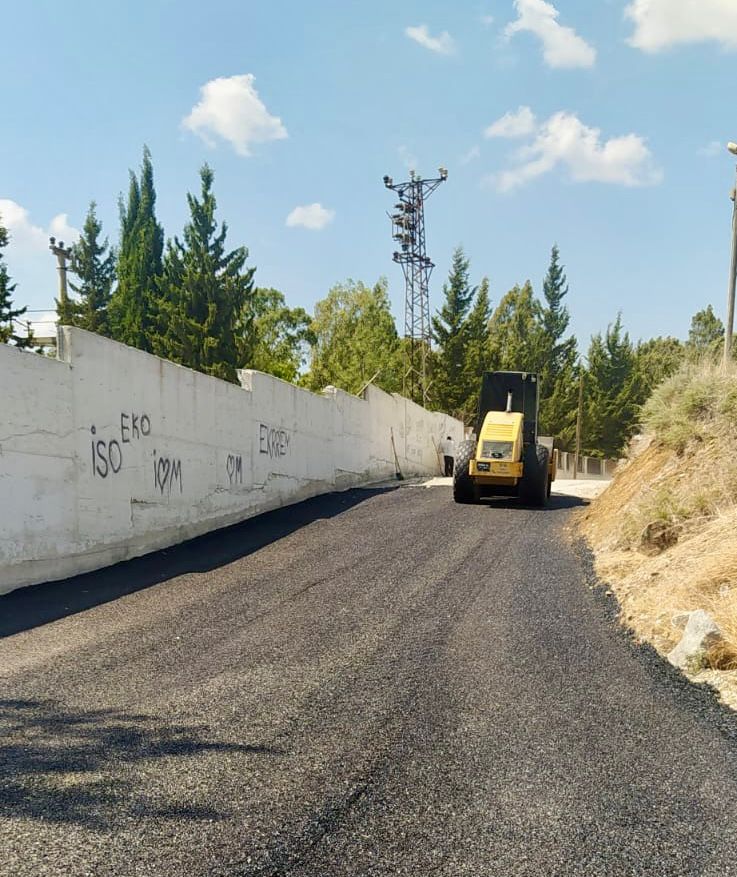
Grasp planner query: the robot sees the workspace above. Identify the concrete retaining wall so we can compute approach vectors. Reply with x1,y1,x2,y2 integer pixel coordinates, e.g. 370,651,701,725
0,328,463,595
556,450,618,481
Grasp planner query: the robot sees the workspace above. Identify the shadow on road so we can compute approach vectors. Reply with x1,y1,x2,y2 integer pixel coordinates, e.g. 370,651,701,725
0,487,393,639
480,494,587,511
0,698,279,829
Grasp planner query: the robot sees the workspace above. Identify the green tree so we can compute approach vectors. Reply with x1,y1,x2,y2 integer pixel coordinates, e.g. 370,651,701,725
583,315,640,458
487,281,547,373
458,277,491,422
431,246,476,415
0,216,34,348
61,202,115,336
305,278,402,395
686,304,724,360
240,287,313,383
538,246,578,444
155,164,255,383
634,336,685,401
109,146,164,350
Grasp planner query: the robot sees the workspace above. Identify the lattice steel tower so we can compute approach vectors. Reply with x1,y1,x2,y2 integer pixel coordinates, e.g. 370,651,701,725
383,167,447,406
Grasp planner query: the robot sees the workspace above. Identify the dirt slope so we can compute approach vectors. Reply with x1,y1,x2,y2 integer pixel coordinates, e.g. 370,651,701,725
580,433,737,709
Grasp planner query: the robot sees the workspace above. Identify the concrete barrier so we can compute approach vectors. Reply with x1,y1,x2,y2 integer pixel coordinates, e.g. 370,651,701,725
0,328,463,594
556,450,618,481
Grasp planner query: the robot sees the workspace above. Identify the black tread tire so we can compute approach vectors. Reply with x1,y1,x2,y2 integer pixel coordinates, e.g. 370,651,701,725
519,443,550,508
453,439,479,504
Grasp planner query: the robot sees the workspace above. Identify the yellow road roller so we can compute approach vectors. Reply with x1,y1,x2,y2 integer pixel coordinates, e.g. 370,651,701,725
453,371,556,506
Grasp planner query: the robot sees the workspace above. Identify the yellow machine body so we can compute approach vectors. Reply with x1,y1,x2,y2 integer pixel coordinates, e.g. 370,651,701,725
468,411,524,484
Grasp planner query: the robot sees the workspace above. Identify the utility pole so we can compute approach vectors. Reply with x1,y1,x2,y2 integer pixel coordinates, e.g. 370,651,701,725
724,142,737,368
49,236,73,311
383,168,447,406
574,367,584,481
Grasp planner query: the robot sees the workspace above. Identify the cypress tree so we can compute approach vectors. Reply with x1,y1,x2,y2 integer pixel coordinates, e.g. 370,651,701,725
459,277,492,422
431,246,476,415
109,146,164,350
0,217,34,348
539,246,578,443
155,164,254,383
583,315,640,458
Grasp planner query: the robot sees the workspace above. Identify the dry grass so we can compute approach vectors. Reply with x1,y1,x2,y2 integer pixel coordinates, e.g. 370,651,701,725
579,361,737,703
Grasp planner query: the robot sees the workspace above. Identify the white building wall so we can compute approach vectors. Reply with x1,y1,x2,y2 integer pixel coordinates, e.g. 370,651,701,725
0,328,463,594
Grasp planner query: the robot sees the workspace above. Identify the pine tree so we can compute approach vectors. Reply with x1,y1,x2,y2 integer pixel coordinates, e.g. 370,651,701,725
304,278,402,394
0,217,34,348
583,315,640,458
108,146,164,350
431,246,476,415
155,164,255,383
63,202,115,336
538,246,578,443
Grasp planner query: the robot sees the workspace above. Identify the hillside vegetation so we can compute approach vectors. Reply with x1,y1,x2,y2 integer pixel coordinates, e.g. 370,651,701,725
581,361,737,706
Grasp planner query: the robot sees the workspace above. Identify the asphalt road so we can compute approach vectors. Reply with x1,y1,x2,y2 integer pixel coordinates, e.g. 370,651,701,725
2,485,737,876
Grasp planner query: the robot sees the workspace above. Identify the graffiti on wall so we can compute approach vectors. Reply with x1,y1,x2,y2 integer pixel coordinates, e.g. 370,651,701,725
90,426,123,479
90,411,183,497
153,450,183,496
226,453,243,485
91,411,153,479
259,423,291,459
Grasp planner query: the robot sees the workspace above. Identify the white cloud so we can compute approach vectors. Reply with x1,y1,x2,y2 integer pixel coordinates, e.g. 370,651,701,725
405,24,456,55
485,110,662,192
625,0,737,52
398,145,418,170
481,14,495,27
0,199,79,253
182,73,287,156
699,140,724,158
286,203,335,231
485,106,537,139
460,146,481,165
505,0,596,68
0,200,80,310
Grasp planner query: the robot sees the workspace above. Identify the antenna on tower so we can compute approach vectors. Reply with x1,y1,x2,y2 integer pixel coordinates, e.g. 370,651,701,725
383,167,447,406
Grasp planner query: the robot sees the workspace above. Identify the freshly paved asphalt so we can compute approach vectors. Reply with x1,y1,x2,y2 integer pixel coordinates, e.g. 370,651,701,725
2,485,737,876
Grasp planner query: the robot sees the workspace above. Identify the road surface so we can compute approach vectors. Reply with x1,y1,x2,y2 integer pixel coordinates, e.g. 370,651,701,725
2,485,737,876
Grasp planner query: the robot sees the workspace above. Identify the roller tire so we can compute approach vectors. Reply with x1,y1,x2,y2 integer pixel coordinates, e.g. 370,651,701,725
519,443,550,508
453,439,479,504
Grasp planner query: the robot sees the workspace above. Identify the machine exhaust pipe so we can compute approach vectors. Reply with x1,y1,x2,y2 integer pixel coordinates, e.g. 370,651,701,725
506,391,513,413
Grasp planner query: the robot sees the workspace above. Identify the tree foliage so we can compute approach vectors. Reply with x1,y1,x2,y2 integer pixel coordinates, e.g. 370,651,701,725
240,287,313,383
155,165,254,383
305,278,401,395
634,336,685,401
582,316,640,458
538,246,578,443
686,304,724,360
431,246,476,415
0,217,33,348
58,202,116,336
487,282,547,373
109,146,164,350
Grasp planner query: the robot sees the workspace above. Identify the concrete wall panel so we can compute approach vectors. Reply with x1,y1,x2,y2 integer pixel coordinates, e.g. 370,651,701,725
1,328,463,594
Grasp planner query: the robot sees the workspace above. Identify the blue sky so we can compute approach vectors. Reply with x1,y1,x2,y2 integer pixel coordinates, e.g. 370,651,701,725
3,0,737,347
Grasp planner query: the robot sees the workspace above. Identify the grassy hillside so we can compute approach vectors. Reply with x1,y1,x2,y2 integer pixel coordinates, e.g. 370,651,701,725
580,362,737,705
